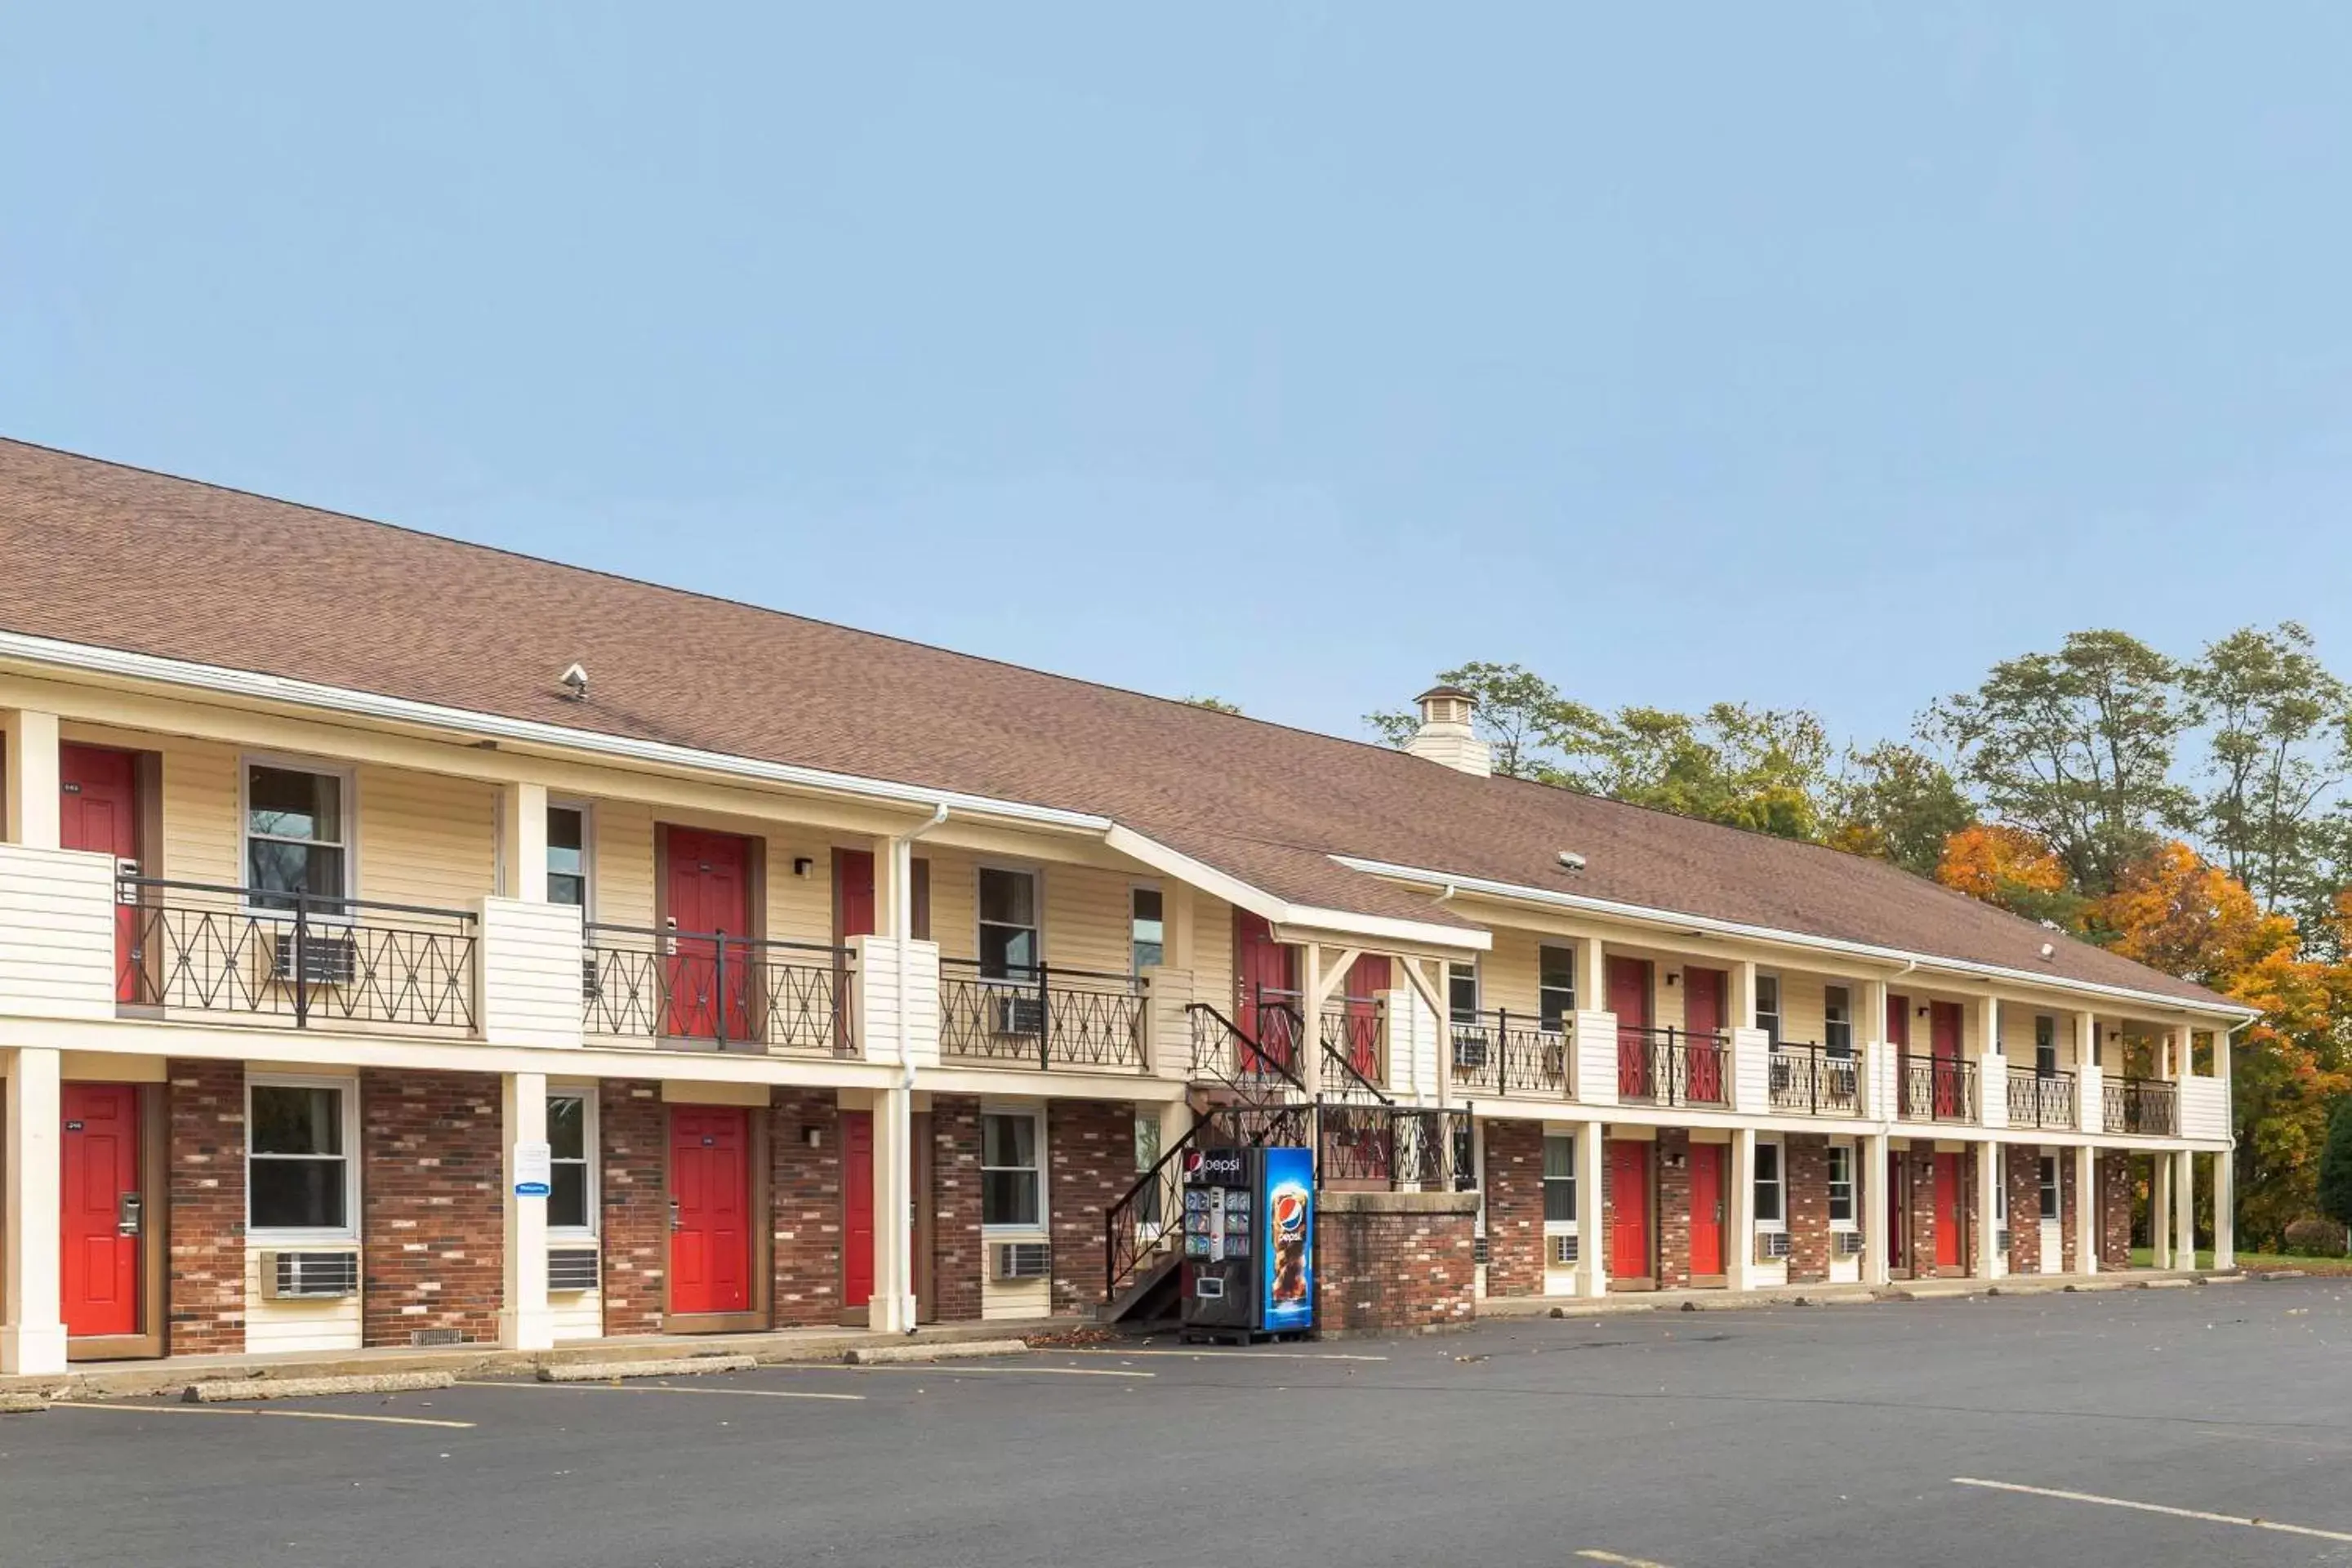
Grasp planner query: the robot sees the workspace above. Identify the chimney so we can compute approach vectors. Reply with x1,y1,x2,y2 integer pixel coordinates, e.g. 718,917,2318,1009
1403,684,1492,777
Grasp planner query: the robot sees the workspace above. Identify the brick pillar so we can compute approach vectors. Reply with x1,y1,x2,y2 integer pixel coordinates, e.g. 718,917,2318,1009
167,1059,246,1356
1481,1120,1545,1297
769,1089,841,1328
2006,1145,2041,1274
360,1069,503,1348
1655,1129,1692,1289
1909,1147,1939,1279
1312,1192,1477,1334
2059,1152,2079,1272
1785,1134,1830,1285
930,1095,983,1321
2099,1151,2132,1269
599,1080,666,1336
1047,1098,1136,1318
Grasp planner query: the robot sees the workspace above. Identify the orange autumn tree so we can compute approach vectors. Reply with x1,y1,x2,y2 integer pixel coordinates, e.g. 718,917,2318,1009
2091,840,2296,988
1935,824,2082,928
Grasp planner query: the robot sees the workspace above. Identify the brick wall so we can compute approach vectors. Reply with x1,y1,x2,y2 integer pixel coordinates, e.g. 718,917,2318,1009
2099,1151,2132,1269
1047,1098,1134,1317
1314,1191,1477,1334
1481,1120,1545,1297
769,1089,841,1328
1655,1129,1692,1289
1905,1147,1939,1279
2006,1144,2042,1274
167,1059,246,1356
599,1080,666,1336
930,1095,982,1322
360,1069,502,1348
1786,1135,1830,1285
2060,1153,2079,1272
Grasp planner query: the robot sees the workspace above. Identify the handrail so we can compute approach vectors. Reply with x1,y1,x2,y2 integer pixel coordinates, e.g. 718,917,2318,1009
1260,994,1392,1105
585,920,846,957
1184,1000,1307,1094
940,956,1141,987
120,875,474,925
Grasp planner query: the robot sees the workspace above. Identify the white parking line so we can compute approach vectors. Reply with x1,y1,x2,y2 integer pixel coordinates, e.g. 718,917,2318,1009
1953,1477,2352,1544
1056,1348,1389,1362
57,1401,474,1430
454,1380,862,1402
1577,1549,1677,1567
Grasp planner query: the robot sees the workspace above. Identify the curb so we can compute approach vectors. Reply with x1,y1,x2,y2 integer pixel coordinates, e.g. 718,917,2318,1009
185,1371,453,1403
849,1339,1031,1365
0,1392,47,1414
538,1355,758,1383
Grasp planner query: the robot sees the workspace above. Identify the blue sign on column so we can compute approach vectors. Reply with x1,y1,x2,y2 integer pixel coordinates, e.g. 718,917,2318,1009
1260,1145,1314,1333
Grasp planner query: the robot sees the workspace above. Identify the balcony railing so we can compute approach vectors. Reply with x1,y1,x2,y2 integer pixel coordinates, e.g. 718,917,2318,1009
1319,996,1386,1089
2101,1076,2179,1136
1188,1001,1303,1088
118,876,478,1031
1898,1055,1977,1123
584,923,849,1054
1450,1009,1569,1097
1617,1026,1729,1107
1316,1103,1471,1190
2007,1066,2077,1129
1767,1041,1860,1116
940,959,1144,1070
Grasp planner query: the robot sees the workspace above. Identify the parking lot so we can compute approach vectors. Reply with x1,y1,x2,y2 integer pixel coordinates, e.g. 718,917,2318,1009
3,1279,2348,1568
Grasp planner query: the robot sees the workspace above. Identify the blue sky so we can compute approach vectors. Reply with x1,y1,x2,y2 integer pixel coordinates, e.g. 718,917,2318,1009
8,5,2351,750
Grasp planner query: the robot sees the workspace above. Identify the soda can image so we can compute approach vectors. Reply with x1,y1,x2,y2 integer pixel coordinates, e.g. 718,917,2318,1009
1268,1182,1309,1305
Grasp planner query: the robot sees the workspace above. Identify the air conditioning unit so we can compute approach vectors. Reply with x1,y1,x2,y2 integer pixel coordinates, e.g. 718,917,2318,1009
992,1241,1050,1281
580,955,602,1004
1833,1231,1865,1258
1756,1231,1793,1262
991,993,1045,1036
1996,1228,2011,1254
547,1246,600,1294
1453,1037,1490,1071
272,931,356,986
1472,1234,1490,1266
1548,1234,1579,1266
260,1250,359,1299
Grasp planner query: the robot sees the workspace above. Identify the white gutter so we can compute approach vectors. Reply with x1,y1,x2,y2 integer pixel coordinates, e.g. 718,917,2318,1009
1330,853,2261,1020
888,801,949,1334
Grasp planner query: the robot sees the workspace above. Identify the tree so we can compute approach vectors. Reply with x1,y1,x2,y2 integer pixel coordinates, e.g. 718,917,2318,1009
2185,623,2352,921
1924,630,2198,898
2319,1099,2352,1239
1183,695,1243,715
1365,662,1569,782
2089,840,2296,989
1829,742,1976,875
1544,701,1835,840
1935,824,2085,929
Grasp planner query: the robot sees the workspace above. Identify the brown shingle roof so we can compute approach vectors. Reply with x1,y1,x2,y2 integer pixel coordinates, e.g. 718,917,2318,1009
0,437,2235,1010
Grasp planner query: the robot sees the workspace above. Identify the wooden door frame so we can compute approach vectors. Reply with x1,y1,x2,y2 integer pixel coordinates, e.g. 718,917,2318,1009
661,1102,772,1334
1889,1148,1916,1280
67,1081,167,1361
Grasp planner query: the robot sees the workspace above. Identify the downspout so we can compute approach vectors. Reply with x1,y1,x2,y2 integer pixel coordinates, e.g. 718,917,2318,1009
889,803,949,1330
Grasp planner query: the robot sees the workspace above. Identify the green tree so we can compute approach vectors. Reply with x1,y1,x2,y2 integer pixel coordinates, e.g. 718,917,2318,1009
1923,629,2197,898
1546,701,1835,840
1182,695,1244,715
2185,623,2352,920
1829,742,1976,875
2319,1098,2352,1238
1366,662,1570,782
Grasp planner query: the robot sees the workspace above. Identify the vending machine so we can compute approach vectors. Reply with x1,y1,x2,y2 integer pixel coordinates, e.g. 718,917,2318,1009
1179,1145,1315,1343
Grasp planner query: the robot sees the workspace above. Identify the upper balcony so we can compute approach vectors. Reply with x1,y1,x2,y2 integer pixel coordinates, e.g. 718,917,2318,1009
938,958,1143,1071
582,922,851,1057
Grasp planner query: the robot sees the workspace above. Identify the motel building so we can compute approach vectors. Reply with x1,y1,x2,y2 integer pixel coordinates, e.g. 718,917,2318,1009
0,439,2247,1377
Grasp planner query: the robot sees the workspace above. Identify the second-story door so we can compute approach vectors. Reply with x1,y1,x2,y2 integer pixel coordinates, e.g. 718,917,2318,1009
1235,911,1295,1073
834,849,875,941
664,826,752,1040
1930,1001,1964,1116
1608,957,1653,1098
60,745,140,1004
1340,953,1389,1083
1683,968,1726,1102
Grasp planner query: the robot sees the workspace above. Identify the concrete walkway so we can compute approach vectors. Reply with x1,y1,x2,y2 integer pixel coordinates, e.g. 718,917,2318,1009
1475,1267,2234,1319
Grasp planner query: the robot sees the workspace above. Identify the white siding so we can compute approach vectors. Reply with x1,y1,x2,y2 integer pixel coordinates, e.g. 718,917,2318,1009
478,897,586,1048
243,1248,363,1353
0,843,116,1019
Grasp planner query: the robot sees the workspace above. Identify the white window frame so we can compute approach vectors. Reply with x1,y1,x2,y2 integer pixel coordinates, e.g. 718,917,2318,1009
546,799,595,918
1753,1138,1786,1232
1537,946,1577,1033
2038,1153,2060,1222
1128,881,1164,978
238,755,358,917
1542,1131,1578,1237
1994,1160,2008,1222
2035,1014,2059,1078
1824,985,1853,1057
975,863,1044,981
546,1084,599,1240
1754,973,1782,1045
979,1102,1048,1237
1826,1142,1856,1230
1447,960,1481,1026
246,1072,362,1244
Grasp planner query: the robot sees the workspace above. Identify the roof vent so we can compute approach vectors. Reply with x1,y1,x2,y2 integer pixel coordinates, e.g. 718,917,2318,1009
2039,942,2056,960
558,662,589,702
1403,684,1492,778
1557,850,1586,873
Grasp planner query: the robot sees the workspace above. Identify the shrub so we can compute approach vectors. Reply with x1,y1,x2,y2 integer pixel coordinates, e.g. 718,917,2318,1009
2281,1218,2349,1257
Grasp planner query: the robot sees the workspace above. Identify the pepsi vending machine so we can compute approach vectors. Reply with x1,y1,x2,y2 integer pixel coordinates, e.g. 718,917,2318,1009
1180,1146,1315,1342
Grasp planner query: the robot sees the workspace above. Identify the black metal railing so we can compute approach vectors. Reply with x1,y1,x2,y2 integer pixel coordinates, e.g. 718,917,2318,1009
1319,996,1386,1089
1768,1041,1860,1116
2102,1076,2178,1136
2007,1066,2077,1129
1898,1055,1978,1122
1615,1026,1729,1107
118,877,477,1031
938,959,1144,1069
1450,1009,1569,1096
1317,1103,1469,1188
583,923,849,1054
1187,1002,1306,1091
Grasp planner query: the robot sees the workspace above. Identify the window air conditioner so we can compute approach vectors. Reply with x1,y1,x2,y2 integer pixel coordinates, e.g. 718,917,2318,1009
260,1250,359,1299
1833,1231,1865,1258
1756,1231,1793,1262
991,993,1045,1036
1548,1234,1579,1266
992,1241,1050,1281
273,931,357,986
548,1246,601,1294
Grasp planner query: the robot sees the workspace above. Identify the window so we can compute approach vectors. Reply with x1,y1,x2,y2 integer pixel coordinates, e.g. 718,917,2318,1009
982,1110,1043,1228
1827,1144,1855,1226
548,806,589,909
548,1091,594,1233
2038,1155,2060,1220
1824,986,1852,1057
978,869,1039,978
1129,887,1165,974
2035,1015,2057,1078
245,765,348,909
248,1080,354,1236
1538,946,1577,1031
1448,962,1480,1026
1994,1164,2007,1221
1543,1134,1577,1226
1753,1140,1784,1227
1755,974,1781,1045
1134,1112,1162,1227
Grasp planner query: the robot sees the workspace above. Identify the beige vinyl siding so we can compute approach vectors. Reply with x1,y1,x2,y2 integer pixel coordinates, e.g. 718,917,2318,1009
1042,862,1132,976
761,835,837,947
1190,892,1236,1013
354,765,496,910
160,738,240,885
243,1249,362,1353
982,1273,1050,1321
1479,929,1544,1018
594,800,658,930
550,1287,603,1341
1773,973,1829,1047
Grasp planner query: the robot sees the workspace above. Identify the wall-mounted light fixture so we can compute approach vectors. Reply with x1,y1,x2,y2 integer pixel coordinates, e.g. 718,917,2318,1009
793,857,814,879
1918,1005,1931,1018
803,1125,823,1149
1664,970,1680,987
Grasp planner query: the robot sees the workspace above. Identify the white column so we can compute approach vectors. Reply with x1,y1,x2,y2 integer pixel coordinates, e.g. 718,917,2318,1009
1726,1126,1757,1291
1862,1132,1892,1287
2173,1148,2196,1270
1732,960,1759,1033
497,780,550,903
868,1085,916,1332
2151,1153,2173,1268
1576,1120,1608,1297
1976,1140,2002,1281
2,710,61,848
2212,1149,2234,1270
2074,1144,2097,1275
2,1047,67,1374
1297,943,1324,1098
499,1071,554,1351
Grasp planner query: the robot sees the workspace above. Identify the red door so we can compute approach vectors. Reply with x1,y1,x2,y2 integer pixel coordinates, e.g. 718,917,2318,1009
60,1083,140,1338
1608,1140,1650,1281
1933,1152,1965,1271
60,746,139,1003
1235,911,1296,1072
1683,967,1726,1103
670,1107,752,1314
664,827,753,1040
1689,1142,1725,1277
840,1110,875,1310
1609,957,1653,1098
1341,953,1390,1082
1930,1001,1964,1116
834,849,875,941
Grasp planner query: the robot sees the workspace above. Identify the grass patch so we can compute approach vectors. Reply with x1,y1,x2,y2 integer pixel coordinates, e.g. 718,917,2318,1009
2126,1245,2352,1276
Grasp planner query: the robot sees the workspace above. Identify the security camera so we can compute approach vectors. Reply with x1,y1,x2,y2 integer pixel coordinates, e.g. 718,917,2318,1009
1557,850,1586,873
558,663,589,701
